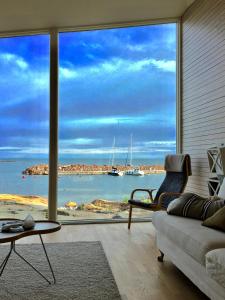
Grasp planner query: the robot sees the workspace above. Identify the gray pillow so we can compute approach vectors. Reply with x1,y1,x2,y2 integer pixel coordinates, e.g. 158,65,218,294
167,193,225,220
202,206,225,232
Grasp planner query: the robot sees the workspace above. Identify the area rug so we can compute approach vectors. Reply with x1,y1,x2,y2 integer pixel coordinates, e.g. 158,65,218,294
0,241,121,300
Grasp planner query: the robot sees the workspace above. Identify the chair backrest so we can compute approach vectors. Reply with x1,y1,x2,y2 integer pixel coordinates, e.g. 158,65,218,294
153,154,191,208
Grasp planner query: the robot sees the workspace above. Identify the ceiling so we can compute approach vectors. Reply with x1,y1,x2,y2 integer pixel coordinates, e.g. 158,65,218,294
0,0,195,34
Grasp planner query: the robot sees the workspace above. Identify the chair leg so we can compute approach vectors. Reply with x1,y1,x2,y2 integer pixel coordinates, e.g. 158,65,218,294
157,250,164,262
128,205,133,230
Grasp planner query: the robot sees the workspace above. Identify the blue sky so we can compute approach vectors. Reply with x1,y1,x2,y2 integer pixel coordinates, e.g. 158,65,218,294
0,24,176,159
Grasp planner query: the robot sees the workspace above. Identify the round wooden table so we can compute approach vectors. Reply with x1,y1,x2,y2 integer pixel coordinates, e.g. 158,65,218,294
0,219,61,284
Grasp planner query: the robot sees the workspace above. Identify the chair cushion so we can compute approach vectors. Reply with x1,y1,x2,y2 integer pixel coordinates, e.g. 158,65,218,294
206,249,225,288
128,199,155,209
152,211,225,265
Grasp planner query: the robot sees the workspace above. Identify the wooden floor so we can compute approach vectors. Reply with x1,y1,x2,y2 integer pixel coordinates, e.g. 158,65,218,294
16,222,208,300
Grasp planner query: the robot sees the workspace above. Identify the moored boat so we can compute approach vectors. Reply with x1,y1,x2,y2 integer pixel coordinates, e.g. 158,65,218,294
108,167,124,176
125,134,144,176
108,137,124,176
125,167,144,176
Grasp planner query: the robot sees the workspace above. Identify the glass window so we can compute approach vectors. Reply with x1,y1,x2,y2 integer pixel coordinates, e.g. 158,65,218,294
0,34,50,219
58,24,176,221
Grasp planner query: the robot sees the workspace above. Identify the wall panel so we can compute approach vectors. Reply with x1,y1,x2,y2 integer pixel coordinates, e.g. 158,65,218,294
182,0,225,196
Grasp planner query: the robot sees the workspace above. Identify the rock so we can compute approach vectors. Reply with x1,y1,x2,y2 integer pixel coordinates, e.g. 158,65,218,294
57,209,70,216
83,199,129,213
65,201,77,209
112,214,122,219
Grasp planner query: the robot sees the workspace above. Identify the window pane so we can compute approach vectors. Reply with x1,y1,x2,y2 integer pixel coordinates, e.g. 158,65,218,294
58,24,176,221
0,35,50,219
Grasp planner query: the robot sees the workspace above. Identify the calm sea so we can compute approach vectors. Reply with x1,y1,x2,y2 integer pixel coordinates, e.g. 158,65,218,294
0,157,165,207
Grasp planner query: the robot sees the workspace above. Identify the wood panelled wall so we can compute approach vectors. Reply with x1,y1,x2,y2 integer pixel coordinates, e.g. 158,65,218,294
181,0,225,196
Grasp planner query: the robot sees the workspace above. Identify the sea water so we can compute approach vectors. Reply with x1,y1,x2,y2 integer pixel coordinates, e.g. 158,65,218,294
0,157,165,206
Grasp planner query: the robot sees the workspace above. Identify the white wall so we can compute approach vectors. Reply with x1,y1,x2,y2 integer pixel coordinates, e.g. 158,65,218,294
182,0,225,196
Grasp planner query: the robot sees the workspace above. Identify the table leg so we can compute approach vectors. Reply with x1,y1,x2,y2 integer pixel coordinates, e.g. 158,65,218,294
0,242,13,277
13,242,52,285
39,234,56,284
0,237,56,284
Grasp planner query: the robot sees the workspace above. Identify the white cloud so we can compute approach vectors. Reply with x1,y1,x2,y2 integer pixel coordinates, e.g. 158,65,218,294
143,141,176,146
61,138,101,146
59,57,176,81
60,67,78,79
149,59,176,72
0,146,21,151
64,114,171,129
0,53,28,70
126,44,146,52
128,58,176,72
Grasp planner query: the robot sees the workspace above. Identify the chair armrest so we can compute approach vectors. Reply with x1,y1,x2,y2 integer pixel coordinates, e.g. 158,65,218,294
158,192,181,208
130,188,156,201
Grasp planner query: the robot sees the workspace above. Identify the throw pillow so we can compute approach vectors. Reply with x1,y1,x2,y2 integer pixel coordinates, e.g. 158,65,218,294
202,206,225,232
167,192,225,220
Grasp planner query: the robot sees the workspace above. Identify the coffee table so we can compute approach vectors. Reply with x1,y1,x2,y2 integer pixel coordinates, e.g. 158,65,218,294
0,219,61,284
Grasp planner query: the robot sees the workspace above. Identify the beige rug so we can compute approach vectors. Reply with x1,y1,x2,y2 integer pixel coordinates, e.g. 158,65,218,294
0,241,121,300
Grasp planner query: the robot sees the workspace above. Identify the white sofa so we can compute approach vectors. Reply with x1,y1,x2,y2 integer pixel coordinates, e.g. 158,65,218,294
152,211,225,300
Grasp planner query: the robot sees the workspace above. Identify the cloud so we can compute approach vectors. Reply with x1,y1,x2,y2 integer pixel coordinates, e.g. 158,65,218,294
60,57,176,81
61,138,101,147
0,53,28,70
0,24,176,158
60,67,78,79
64,114,174,130
149,59,176,72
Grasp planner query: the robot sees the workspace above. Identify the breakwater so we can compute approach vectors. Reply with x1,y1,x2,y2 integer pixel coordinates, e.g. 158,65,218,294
22,164,165,175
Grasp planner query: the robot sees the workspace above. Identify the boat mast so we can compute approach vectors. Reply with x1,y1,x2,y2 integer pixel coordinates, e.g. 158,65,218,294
111,136,116,166
129,133,133,166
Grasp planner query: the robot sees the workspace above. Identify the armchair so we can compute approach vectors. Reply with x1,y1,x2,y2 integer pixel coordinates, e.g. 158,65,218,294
128,154,192,229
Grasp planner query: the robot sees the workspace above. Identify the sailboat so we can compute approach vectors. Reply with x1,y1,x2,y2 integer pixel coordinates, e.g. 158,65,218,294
125,134,144,176
108,137,124,176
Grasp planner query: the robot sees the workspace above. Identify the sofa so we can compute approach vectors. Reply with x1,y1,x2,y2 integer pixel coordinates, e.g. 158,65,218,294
152,211,225,300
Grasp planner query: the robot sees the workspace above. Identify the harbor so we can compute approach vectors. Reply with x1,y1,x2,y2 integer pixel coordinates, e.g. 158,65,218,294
22,163,165,176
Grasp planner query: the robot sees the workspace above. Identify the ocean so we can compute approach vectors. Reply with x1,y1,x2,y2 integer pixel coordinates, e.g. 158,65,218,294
0,157,165,207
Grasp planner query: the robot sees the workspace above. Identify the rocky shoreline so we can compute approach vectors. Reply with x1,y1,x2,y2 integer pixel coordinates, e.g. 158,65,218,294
0,194,152,220
22,164,165,175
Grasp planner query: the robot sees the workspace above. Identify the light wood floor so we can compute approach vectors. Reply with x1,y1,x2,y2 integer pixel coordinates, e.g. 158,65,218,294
16,222,208,300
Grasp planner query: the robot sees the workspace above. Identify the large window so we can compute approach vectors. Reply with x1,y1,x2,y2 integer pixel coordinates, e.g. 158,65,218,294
57,24,176,221
0,23,176,222
0,35,50,219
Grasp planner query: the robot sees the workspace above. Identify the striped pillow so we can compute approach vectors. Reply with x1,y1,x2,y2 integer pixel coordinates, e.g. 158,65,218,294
167,193,225,220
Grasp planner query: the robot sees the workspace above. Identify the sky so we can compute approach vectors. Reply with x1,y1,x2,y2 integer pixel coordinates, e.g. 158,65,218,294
0,24,176,160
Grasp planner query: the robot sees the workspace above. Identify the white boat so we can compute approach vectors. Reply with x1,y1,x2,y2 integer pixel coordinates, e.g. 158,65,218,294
125,134,144,176
108,167,124,176
126,167,144,176
108,137,124,176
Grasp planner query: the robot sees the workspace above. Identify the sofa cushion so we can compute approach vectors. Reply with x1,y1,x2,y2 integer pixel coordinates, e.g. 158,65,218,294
167,193,225,220
152,211,225,265
203,206,225,232
206,249,225,288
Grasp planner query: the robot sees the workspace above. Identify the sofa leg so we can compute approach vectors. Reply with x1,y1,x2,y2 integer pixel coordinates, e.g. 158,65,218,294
128,205,132,230
157,250,164,262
